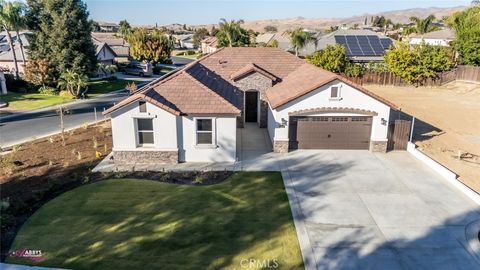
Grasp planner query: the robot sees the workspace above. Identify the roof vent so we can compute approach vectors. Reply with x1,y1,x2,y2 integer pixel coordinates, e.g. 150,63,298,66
218,59,228,65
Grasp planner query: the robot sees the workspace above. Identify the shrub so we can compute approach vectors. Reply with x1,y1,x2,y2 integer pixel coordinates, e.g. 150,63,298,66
106,75,118,81
58,90,75,99
344,63,364,78
38,86,58,95
4,74,33,93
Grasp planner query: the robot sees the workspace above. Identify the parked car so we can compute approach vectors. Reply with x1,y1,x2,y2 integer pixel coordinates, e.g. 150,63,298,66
123,62,153,77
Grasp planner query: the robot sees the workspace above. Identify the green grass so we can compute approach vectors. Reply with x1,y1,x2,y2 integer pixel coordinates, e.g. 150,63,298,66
0,80,142,111
7,172,304,270
87,79,143,97
0,93,72,111
175,53,201,59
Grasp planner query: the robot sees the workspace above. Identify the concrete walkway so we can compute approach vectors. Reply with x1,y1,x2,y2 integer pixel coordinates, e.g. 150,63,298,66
91,124,480,269
280,150,480,270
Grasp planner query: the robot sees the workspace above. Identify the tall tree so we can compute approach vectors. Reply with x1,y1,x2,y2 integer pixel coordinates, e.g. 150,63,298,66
447,6,480,65
409,15,438,35
118,19,131,37
264,25,277,32
192,27,209,47
0,1,25,79
385,42,453,84
286,28,316,56
26,0,97,83
306,44,347,73
216,18,249,47
127,28,175,64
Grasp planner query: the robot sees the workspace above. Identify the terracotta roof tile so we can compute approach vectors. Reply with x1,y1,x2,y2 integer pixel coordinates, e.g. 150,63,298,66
266,63,397,109
105,47,396,117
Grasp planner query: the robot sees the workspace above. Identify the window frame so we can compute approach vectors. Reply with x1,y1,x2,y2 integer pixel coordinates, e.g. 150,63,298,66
329,85,342,100
139,101,147,113
135,118,155,147
194,117,216,146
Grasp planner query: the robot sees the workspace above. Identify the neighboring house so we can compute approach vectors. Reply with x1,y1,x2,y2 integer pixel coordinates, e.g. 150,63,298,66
93,39,117,65
92,32,130,62
296,29,394,62
409,28,455,47
0,31,31,74
200,36,218,54
98,22,119,33
104,47,397,164
255,32,291,49
173,34,196,49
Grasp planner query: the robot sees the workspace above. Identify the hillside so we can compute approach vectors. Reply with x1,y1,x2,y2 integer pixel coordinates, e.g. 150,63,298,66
189,6,467,33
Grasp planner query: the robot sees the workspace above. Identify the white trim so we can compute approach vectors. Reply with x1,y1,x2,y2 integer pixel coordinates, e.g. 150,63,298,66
194,117,216,146
134,118,155,148
407,142,480,205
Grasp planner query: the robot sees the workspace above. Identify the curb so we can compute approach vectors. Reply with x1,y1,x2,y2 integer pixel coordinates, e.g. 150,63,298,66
0,82,149,121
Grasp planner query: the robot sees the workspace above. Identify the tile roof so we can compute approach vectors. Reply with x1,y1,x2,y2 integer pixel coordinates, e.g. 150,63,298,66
105,47,396,116
266,63,397,109
230,63,279,82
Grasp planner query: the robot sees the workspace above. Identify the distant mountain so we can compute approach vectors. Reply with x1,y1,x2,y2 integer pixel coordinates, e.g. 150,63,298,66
194,6,467,33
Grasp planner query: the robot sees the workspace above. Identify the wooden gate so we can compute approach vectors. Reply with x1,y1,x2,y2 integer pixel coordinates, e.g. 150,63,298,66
387,120,411,151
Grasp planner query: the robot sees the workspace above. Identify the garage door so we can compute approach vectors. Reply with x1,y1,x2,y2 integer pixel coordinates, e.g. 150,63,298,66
289,116,372,149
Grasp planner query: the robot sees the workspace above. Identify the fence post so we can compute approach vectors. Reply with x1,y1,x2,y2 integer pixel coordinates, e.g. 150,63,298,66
409,117,415,142
94,107,97,121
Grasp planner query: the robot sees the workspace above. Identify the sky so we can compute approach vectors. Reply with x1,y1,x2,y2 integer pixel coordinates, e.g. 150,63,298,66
85,0,470,25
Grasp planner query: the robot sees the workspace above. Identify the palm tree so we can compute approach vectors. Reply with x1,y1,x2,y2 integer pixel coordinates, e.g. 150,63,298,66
286,28,316,56
409,15,437,35
58,70,89,98
9,1,26,64
0,1,24,79
217,18,247,47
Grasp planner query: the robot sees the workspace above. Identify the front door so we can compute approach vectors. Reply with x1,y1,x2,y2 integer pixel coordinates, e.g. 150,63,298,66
245,91,258,123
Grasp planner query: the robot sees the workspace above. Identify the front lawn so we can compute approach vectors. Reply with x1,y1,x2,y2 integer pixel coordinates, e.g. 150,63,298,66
87,79,143,97
7,173,304,269
0,79,142,111
0,93,72,111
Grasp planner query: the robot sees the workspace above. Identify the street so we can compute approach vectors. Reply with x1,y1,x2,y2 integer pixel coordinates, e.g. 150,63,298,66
0,91,128,148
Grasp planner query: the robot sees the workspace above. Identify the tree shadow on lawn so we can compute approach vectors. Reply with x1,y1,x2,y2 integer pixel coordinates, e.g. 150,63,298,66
311,209,480,270
6,173,305,269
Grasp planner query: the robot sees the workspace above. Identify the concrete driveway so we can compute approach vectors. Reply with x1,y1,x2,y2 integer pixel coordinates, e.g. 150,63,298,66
281,150,480,270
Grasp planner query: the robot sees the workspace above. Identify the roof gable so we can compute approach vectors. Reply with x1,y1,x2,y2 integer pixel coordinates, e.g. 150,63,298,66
266,63,397,109
230,63,279,82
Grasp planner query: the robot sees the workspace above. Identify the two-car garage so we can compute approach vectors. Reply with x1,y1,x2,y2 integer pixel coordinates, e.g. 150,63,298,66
288,116,373,150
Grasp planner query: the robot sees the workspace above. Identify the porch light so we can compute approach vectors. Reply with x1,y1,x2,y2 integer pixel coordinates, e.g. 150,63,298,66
381,118,387,125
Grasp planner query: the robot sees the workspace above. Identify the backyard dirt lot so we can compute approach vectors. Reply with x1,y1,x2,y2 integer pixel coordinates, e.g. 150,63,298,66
366,81,480,193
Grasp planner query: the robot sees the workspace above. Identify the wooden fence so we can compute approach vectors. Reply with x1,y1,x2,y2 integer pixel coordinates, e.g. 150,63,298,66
345,65,480,86
456,65,480,82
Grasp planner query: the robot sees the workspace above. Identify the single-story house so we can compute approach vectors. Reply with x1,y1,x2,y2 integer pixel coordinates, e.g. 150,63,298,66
98,22,119,33
409,28,455,47
93,39,117,65
92,33,130,62
173,34,196,49
0,31,30,74
200,36,218,54
295,29,394,62
104,47,397,164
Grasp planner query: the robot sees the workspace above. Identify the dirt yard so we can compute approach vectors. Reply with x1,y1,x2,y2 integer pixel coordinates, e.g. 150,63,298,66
366,81,480,193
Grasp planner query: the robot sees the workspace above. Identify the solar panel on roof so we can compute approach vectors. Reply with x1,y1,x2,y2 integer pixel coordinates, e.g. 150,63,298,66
380,39,393,50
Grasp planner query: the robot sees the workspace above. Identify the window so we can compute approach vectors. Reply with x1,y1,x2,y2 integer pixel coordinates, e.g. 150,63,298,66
139,101,147,113
332,117,348,122
331,86,340,98
137,118,154,145
196,118,213,145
